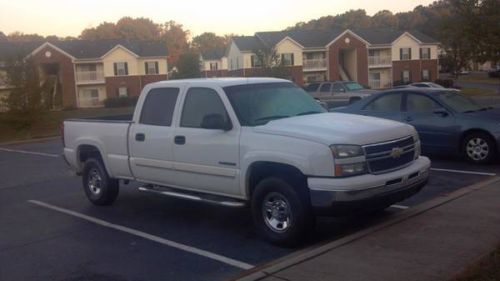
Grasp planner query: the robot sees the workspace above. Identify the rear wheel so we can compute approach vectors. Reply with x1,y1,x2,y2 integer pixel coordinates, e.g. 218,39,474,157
462,132,497,164
82,158,119,205
251,177,314,247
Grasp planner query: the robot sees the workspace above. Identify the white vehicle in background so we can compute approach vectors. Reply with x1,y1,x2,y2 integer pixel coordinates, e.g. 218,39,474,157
63,78,430,246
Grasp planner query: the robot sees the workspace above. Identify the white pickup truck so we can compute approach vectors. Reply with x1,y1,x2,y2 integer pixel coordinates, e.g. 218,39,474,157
63,78,430,245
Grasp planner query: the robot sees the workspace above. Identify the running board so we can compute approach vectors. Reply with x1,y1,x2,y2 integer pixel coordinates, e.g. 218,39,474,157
138,186,246,208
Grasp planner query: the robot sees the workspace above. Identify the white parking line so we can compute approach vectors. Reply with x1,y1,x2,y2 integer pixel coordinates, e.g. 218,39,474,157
0,148,60,158
390,204,410,210
28,200,253,270
430,168,496,177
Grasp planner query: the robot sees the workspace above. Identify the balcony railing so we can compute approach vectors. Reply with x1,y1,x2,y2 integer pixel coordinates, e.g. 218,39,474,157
369,79,381,89
368,56,392,66
76,71,104,83
303,58,327,70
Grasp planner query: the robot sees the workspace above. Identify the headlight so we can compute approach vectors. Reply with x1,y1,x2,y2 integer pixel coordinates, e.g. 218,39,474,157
335,162,367,177
330,144,364,159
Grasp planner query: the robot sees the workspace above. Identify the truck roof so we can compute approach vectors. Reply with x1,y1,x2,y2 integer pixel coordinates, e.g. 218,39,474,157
149,77,292,88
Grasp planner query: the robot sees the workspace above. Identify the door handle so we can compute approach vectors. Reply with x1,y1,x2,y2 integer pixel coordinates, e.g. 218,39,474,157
174,135,186,145
405,116,413,122
135,133,145,142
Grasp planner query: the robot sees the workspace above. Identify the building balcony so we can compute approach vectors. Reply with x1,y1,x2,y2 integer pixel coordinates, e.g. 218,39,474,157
76,71,105,84
368,56,392,67
303,58,327,71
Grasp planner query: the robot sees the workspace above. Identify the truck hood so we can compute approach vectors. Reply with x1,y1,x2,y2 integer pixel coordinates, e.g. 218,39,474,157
253,113,415,146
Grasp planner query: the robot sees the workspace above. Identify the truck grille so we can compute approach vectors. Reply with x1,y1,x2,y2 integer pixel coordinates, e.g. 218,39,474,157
363,136,415,174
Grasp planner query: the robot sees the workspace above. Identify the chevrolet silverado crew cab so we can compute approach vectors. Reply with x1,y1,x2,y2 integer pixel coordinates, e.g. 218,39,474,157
63,78,430,246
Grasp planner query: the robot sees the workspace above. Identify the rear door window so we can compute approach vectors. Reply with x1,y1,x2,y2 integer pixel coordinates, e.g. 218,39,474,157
319,83,332,92
140,88,179,126
305,83,320,92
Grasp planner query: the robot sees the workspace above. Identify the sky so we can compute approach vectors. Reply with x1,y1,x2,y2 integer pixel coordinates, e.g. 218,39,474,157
0,0,435,38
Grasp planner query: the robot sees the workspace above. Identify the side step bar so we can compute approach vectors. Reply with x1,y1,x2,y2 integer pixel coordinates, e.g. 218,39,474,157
138,186,246,208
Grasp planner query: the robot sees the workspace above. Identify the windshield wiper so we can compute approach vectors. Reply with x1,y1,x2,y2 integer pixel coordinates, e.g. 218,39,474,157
254,115,290,124
296,111,322,116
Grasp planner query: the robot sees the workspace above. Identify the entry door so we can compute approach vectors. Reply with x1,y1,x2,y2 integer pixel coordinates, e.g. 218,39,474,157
171,87,240,196
128,87,180,184
403,93,458,153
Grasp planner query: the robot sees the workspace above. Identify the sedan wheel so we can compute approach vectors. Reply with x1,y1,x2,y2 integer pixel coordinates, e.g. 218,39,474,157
466,138,489,162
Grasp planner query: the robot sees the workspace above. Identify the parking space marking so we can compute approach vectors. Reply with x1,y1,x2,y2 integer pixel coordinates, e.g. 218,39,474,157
430,168,496,177
0,148,60,158
390,204,409,210
27,200,254,270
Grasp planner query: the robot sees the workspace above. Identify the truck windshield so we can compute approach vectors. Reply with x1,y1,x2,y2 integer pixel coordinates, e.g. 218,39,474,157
224,82,326,126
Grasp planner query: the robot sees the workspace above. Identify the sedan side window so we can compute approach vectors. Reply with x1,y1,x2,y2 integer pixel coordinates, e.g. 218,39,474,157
364,94,402,112
319,83,332,92
406,94,441,113
180,87,229,128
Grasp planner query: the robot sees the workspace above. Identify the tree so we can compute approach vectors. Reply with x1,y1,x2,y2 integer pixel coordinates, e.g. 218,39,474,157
115,17,162,41
371,10,398,28
474,0,500,65
7,32,44,42
192,32,226,54
3,57,44,130
251,45,291,79
161,21,190,68
80,22,120,40
171,51,201,79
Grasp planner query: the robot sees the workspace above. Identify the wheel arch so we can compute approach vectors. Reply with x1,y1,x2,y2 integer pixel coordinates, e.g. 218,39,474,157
245,161,308,198
459,129,497,152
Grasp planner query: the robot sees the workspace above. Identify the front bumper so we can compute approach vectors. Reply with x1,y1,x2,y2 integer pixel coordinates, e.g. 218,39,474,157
308,156,430,216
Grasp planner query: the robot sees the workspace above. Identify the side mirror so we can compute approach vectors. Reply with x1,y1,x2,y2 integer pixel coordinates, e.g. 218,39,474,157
433,108,449,117
201,113,232,131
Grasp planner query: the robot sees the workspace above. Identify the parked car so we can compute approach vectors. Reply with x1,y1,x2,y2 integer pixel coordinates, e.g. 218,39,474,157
394,82,459,91
488,69,500,78
304,81,377,105
63,78,430,246
334,88,500,163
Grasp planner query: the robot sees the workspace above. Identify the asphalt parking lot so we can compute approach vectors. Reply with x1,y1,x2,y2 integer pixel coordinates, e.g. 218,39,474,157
0,138,498,281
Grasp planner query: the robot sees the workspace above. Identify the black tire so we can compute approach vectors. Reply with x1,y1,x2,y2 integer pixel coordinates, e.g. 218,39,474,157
251,177,314,247
82,158,119,205
462,132,497,164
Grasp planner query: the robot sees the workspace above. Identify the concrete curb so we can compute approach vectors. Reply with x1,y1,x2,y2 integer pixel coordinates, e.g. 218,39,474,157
0,135,60,146
234,176,500,281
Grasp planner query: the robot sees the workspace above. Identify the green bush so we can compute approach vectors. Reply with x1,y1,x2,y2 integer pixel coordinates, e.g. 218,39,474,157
104,96,139,108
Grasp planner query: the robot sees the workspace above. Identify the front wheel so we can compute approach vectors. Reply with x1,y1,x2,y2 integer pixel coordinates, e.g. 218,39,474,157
82,158,119,205
462,132,497,164
251,177,314,247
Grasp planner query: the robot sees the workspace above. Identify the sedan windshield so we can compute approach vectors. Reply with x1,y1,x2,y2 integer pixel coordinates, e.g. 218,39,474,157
224,82,326,126
438,91,482,113
344,82,365,91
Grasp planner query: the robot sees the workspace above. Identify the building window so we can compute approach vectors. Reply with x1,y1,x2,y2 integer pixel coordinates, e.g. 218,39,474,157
145,61,159,75
210,62,218,71
251,55,261,68
422,69,430,81
402,70,411,83
118,87,128,98
114,62,128,76
80,89,100,107
281,53,294,66
420,48,431,60
400,48,411,60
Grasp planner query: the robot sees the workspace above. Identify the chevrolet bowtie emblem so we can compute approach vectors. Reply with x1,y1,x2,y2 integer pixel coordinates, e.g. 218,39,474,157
390,147,404,158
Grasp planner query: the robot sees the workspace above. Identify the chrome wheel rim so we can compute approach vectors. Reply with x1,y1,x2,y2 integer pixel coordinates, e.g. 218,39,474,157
262,192,292,233
88,168,102,195
466,138,489,161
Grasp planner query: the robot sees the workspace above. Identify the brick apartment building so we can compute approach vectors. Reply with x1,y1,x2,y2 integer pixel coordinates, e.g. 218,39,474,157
0,40,168,109
203,28,440,89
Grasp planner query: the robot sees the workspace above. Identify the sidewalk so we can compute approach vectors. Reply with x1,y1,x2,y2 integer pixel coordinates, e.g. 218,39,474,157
239,177,500,281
